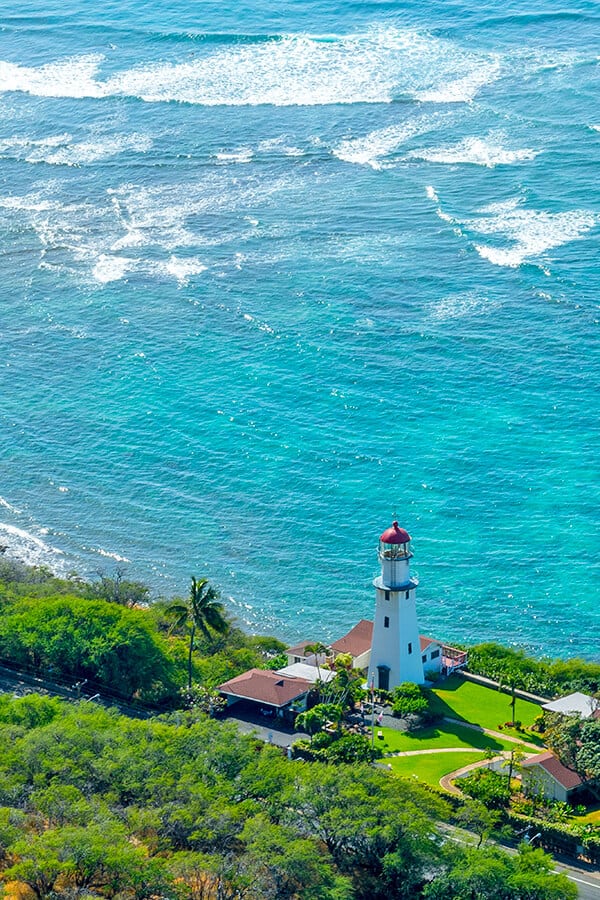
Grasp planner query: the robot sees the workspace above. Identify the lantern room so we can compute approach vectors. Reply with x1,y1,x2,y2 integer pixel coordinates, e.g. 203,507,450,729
378,521,413,589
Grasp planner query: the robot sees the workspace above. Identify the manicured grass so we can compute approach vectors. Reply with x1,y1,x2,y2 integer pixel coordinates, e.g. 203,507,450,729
578,806,600,825
429,676,545,745
377,719,525,755
389,751,488,787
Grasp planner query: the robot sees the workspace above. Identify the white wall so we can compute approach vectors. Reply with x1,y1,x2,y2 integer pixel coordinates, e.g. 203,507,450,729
368,576,424,688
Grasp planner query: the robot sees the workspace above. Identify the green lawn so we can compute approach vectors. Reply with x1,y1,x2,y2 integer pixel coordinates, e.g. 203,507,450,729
429,676,544,745
389,751,489,787
577,806,600,825
376,719,524,755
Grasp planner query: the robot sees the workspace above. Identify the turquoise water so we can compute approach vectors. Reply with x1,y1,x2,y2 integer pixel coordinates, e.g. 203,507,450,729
0,0,598,658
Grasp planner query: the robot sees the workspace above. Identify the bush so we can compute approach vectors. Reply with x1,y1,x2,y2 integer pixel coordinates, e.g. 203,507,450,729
460,769,511,809
467,642,600,697
391,682,429,718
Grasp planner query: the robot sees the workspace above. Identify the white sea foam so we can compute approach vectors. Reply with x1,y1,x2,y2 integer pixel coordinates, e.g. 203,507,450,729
0,497,21,514
0,54,105,98
0,28,499,107
426,191,596,268
414,60,500,103
257,137,305,156
471,204,597,267
411,134,540,168
215,148,254,163
333,113,450,169
88,546,131,563
0,522,64,569
590,125,600,132
163,256,207,285
42,133,152,166
0,131,152,166
428,291,497,322
92,254,133,283
2,171,293,285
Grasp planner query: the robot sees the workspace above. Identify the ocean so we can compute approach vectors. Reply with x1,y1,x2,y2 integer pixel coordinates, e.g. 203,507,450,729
0,0,598,658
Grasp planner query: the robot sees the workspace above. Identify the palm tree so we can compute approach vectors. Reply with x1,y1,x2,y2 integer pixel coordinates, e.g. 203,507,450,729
304,641,330,685
167,576,229,689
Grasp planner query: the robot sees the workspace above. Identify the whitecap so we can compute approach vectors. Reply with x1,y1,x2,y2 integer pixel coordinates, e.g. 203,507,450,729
411,134,540,168
163,256,207,284
92,254,133,283
428,191,597,268
41,133,152,166
0,497,21,514
0,54,105,99
471,205,597,268
0,28,499,107
0,522,64,569
215,148,253,163
413,60,500,103
87,546,131,563
333,113,450,169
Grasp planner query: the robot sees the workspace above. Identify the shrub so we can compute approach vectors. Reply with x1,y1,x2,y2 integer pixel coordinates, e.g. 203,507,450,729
460,769,511,809
391,682,429,718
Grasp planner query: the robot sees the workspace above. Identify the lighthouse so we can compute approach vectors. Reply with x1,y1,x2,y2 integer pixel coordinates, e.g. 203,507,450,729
367,522,424,691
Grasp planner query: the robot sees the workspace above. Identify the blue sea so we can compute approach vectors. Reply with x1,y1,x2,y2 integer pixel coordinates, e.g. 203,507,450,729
0,0,598,659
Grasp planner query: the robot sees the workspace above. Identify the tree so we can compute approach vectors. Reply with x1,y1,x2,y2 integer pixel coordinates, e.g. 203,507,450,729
88,567,150,608
424,843,577,899
305,642,330,687
0,595,175,700
167,577,229,690
455,799,501,848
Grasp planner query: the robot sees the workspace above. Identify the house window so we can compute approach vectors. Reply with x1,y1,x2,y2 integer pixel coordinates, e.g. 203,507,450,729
405,590,410,599
408,642,412,655
422,654,427,663
385,590,390,601
377,665,390,692
384,616,389,628
430,650,440,659
294,657,301,664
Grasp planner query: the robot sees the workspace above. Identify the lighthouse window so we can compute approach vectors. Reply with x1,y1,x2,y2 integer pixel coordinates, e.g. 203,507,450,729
405,590,410,599
385,590,390,601
384,616,389,628
408,642,413,655
422,654,427,663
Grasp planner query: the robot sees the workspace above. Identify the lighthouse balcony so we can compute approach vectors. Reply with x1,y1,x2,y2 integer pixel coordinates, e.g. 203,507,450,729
373,575,418,592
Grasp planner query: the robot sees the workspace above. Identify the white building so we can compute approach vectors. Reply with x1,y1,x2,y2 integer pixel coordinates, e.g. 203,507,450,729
367,522,425,690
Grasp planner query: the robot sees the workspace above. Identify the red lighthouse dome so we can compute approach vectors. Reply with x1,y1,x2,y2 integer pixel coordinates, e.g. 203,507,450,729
379,522,411,544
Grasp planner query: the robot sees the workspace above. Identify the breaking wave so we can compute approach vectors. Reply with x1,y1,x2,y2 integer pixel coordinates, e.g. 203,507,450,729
0,28,501,106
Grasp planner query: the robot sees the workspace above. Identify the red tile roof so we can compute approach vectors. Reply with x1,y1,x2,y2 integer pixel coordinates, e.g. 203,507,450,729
522,751,584,791
218,669,310,708
420,635,439,651
331,619,373,658
286,640,314,657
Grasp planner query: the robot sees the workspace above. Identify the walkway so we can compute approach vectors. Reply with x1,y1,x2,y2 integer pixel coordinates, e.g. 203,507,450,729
442,716,543,751
439,754,508,795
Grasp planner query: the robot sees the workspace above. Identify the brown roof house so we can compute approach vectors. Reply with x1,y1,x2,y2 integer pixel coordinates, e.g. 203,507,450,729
330,619,373,669
521,751,587,804
217,668,311,720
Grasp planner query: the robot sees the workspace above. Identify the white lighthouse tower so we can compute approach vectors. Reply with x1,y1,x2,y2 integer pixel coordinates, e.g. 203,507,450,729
367,522,424,690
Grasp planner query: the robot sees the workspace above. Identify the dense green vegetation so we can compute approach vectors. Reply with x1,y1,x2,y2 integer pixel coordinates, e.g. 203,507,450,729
0,695,577,900
0,559,593,896
466,642,600,697
0,562,286,704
